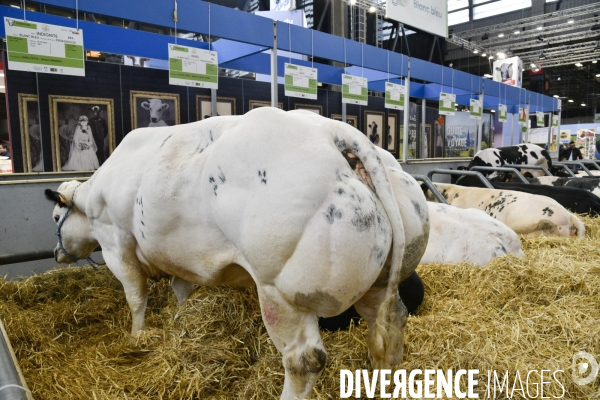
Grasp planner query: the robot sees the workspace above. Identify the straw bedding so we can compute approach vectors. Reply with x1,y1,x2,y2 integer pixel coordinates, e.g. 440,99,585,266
1,217,600,399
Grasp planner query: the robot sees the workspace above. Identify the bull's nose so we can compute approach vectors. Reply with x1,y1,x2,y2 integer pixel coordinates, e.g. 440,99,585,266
151,118,157,122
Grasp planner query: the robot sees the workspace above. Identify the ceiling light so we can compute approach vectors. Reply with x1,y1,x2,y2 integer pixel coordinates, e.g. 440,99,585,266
498,33,504,38
473,49,479,54
368,5,376,12
553,95,559,98
490,109,495,113
481,52,487,57
557,76,561,80
530,63,536,68
513,30,520,34
568,99,574,103
567,18,574,24
497,52,506,59
575,62,583,67
489,55,494,59
581,103,586,106
596,73,600,77
536,26,543,30
539,52,546,60
350,0,357,4
484,74,493,78
593,60,598,64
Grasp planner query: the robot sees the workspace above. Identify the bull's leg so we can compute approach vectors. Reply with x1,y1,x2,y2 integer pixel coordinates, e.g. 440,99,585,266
354,287,408,369
257,285,326,400
171,276,194,306
103,252,148,335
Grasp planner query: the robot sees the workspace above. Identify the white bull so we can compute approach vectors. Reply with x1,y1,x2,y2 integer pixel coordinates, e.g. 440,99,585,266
45,108,428,399
424,183,585,237
421,203,524,266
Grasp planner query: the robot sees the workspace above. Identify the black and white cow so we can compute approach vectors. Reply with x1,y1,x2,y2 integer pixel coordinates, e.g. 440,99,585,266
468,143,552,178
513,175,600,197
496,63,513,81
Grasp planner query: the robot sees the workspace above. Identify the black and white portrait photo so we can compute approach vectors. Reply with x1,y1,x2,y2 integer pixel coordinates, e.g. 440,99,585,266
49,95,115,172
364,111,385,148
131,91,180,129
18,94,43,172
331,114,358,129
197,96,236,120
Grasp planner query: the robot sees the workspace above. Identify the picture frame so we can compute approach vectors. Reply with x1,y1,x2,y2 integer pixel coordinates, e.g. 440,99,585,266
49,95,116,172
249,100,283,110
419,123,431,158
364,110,386,148
18,94,43,172
294,104,322,115
387,113,398,152
131,90,180,129
331,114,358,129
433,120,445,158
197,96,236,120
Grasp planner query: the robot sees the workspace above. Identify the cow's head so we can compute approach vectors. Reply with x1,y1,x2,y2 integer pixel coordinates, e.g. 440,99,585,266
495,63,512,80
126,56,150,67
141,99,169,124
45,180,97,264
76,115,90,134
89,106,103,118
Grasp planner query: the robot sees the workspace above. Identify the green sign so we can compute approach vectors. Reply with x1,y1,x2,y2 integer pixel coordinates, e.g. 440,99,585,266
469,98,482,119
5,17,85,76
385,82,405,110
536,111,545,126
552,115,560,127
169,44,218,89
498,104,507,123
341,74,368,106
284,63,318,100
439,92,456,116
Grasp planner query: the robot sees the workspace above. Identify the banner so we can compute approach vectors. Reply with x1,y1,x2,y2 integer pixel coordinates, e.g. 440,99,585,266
341,74,368,106
385,82,405,110
284,63,317,100
168,44,218,89
493,56,523,88
536,111,544,126
439,92,455,116
5,17,84,76
385,0,447,38
518,107,528,124
469,98,482,119
498,104,507,123
552,115,559,127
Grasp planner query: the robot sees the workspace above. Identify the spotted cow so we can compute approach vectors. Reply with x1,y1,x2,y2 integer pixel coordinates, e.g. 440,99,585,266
44,108,429,400
468,143,552,178
423,183,585,237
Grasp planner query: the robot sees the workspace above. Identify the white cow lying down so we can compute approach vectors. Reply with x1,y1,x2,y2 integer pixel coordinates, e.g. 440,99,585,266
45,108,429,400
423,183,585,238
421,203,524,266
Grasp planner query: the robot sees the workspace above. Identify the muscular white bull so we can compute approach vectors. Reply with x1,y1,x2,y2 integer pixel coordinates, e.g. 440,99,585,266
421,203,524,266
45,108,428,399
423,183,585,238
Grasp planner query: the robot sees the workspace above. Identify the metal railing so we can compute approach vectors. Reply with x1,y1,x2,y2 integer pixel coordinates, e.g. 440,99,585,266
468,166,529,184
410,175,448,204
426,169,494,189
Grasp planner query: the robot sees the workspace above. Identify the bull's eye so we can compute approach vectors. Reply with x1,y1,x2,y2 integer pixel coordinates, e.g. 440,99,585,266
54,215,60,223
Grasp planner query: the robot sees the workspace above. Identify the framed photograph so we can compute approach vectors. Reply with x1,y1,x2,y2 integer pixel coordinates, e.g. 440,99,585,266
364,110,386,148
331,114,358,129
387,113,398,152
18,94,44,172
131,90,180,129
433,120,445,158
419,124,431,158
249,100,283,110
49,95,116,172
295,104,322,115
197,96,236,120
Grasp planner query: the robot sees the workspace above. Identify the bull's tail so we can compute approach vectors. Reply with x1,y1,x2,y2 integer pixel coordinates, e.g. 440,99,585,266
331,128,408,368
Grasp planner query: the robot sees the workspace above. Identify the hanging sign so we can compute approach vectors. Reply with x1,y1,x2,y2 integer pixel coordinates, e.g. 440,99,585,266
284,63,317,100
552,115,559,127
385,0,447,38
341,74,368,106
385,82,405,110
518,107,528,124
439,92,455,116
498,104,507,122
168,44,218,89
5,17,84,76
469,98,482,119
536,111,544,126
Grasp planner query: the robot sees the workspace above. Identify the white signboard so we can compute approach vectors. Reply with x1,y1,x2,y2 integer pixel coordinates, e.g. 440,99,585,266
341,74,368,105
552,115,559,127
385,82,405,110
5,17,84,76
536,111,544,126
529,127,548,144
498,104,507,123
469,98,482,119
386,0,447,38
284,63,317,100
439,92,456,116
493,56,523,88
168,44,218,89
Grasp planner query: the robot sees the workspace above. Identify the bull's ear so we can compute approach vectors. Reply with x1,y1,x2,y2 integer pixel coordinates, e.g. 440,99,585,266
44,189,67,208
141,101,150,110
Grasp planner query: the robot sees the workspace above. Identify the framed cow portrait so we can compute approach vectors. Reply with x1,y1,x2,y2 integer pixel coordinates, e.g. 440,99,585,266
197,96,236,120
387,113,398,152
249,100,283,110
364,110,385,148
49,95,116,172
331,114,357,129
18,94,44,172
294,104,322,115
131,90,180,130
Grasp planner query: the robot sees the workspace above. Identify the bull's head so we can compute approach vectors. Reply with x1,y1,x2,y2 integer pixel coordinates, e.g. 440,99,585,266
141,99,169,124
45,180,98,263
89,106,103,118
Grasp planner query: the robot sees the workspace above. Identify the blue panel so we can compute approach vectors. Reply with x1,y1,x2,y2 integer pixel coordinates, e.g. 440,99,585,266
362,45,388,73
221,53,272,75
212,39,268,63
410,82,425,98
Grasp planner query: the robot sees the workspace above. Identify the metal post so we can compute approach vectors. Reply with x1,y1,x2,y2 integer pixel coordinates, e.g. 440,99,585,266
211,89,217,117
421,98,426,158
402,58,411,162
342,102,346,122
271,20,278,108
477,91,484,152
